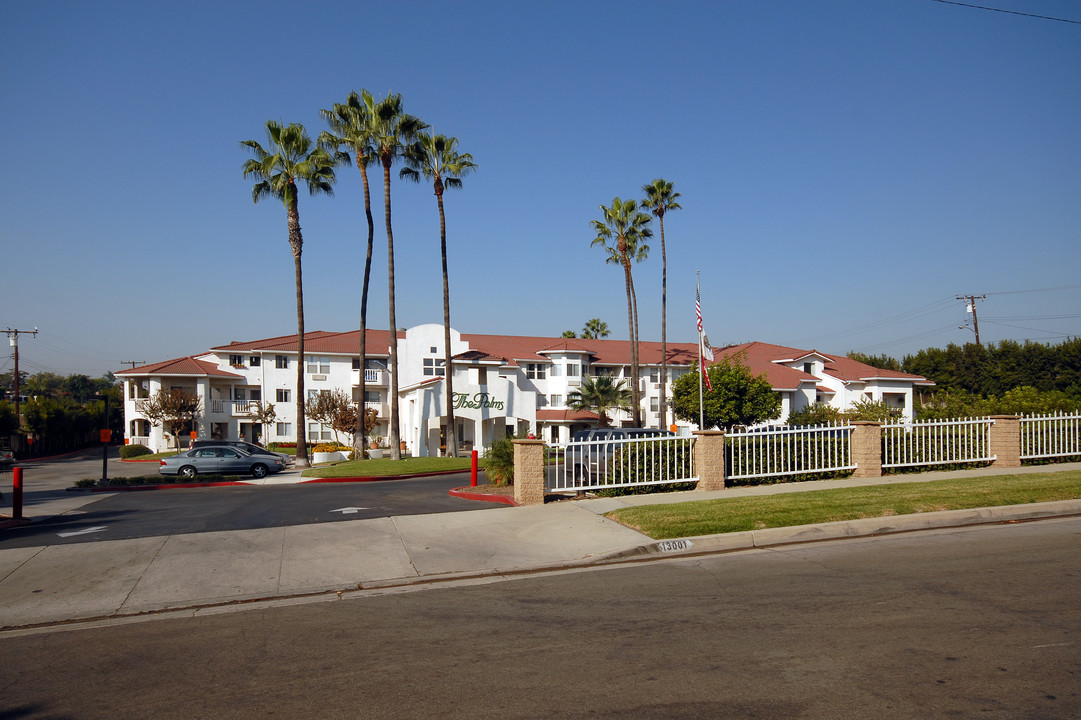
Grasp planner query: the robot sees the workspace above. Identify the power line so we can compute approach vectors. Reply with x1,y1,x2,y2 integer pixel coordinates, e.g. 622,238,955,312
931,0,1081,25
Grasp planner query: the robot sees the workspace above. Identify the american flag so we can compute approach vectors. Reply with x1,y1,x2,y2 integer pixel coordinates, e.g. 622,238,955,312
696,287,703,332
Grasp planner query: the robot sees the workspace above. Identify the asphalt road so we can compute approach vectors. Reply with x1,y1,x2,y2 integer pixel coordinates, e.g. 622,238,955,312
3,518,1079,719
1,449,498,549
0,472,496,549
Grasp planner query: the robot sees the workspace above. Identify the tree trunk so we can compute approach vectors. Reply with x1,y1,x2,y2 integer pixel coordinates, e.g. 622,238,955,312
356,159,374,455
288,199,308,467
629,269,642,428
384,159,401,461
620,248,641,427
437,189,459,457
659,214,668,431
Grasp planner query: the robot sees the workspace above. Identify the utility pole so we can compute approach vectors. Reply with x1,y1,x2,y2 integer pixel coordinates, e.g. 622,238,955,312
120,361,146,369
956,295,986,346
5,327,38,421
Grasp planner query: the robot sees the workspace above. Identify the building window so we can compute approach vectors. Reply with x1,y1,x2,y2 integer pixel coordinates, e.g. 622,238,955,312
550,364,562,377
306,356,330,374
526,363,546,380
250,388,261,402
551,426,560,444
232,388,246,401
423,358,446,376
276,355,289,369
276,422,292,437
649,368,660,383
276,389,290,403
650,397,660,412
364,390,381,404
566,364,580,377
803,362,813,374
551,394,562,407
229,355,244,367
308,423,332,442
594,367,612,377
417,356,443,376
250,356,260,367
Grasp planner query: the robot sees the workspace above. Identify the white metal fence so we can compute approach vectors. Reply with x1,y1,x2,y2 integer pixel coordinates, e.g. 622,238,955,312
726,422,855,481
882,417,995,469
549,435,695,492
1020,412,1081,460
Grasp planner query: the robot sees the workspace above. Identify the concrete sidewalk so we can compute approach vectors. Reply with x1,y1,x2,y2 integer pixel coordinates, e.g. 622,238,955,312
2,463,1080,634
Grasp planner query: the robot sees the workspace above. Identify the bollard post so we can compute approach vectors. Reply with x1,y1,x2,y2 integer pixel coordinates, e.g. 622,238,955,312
471,450,479,487
13,466,23,520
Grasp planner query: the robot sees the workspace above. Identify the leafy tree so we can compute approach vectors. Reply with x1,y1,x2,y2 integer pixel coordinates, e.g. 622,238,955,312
305,389,350,444
401,132,477,457
23,372,64,398
320,90,381,454
786,402,843,426
642,178,681,429
670,355,781,430
245,400,277,444
846,352,902,372
582,318,610,339
562,330,577,338
241,120,336,467
0,400,19,438
139,389,202,453
842,398,895,421
567,376,632,427
369,92,427,460
591,197,652,426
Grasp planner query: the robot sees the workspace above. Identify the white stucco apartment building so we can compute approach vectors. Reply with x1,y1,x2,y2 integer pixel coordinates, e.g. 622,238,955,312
116,324,931,455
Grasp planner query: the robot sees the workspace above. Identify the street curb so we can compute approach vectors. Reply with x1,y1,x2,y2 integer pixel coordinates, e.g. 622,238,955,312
590,499,1081,565
0,516,32,530
448,486,518,506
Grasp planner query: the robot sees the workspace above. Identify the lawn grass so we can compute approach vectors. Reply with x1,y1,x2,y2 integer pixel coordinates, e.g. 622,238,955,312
303,455,483,478
606,470,1081,539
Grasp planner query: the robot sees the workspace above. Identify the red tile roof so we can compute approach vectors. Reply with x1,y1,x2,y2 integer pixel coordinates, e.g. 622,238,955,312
115,356,244,379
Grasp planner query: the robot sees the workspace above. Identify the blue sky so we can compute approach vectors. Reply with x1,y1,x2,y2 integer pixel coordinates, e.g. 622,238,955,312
3,0,1080,378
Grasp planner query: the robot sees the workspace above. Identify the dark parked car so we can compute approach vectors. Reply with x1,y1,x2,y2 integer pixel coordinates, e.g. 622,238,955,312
191,439,293,465
159,445,285,479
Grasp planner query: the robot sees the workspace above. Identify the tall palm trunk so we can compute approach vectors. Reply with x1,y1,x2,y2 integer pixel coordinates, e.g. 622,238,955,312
356,159,374,453
287,198,308,467
383,159,401,460
659,213,668,430
619,243,642,427
436,182,459,457
628,266,642,428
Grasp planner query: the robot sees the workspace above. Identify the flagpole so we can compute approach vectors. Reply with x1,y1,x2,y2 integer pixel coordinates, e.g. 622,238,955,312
697,271,704,431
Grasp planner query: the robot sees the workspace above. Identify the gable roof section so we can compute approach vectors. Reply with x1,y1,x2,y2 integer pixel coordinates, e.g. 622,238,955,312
211,329,399,356
115,356,244,379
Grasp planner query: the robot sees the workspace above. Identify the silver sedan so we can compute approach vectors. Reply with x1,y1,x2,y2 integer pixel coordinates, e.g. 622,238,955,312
158,446,285,479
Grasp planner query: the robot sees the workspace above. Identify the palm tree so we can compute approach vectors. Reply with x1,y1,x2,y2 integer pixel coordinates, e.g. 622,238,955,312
591,197,652,427
401,133,476,457
642,178,681,429
319,90,379,455
241,120,336,467
369,93,427,460
567,376,632,427
582,318,610,339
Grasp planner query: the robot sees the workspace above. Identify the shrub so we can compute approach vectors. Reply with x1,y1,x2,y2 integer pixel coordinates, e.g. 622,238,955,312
787,403,842,426
312,442,350,453
119,444,152,459
484,436,516,485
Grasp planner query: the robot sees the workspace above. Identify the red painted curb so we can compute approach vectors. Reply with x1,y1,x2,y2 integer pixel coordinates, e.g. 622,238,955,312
90,481,251,492
299,470,473,484
449,486,518,506
0,516,32,530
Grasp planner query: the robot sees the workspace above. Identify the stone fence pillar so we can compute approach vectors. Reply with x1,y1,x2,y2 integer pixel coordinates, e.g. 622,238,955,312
513,439,547,506
851,421,883,478
694,430,726,491
988,415,1021,468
